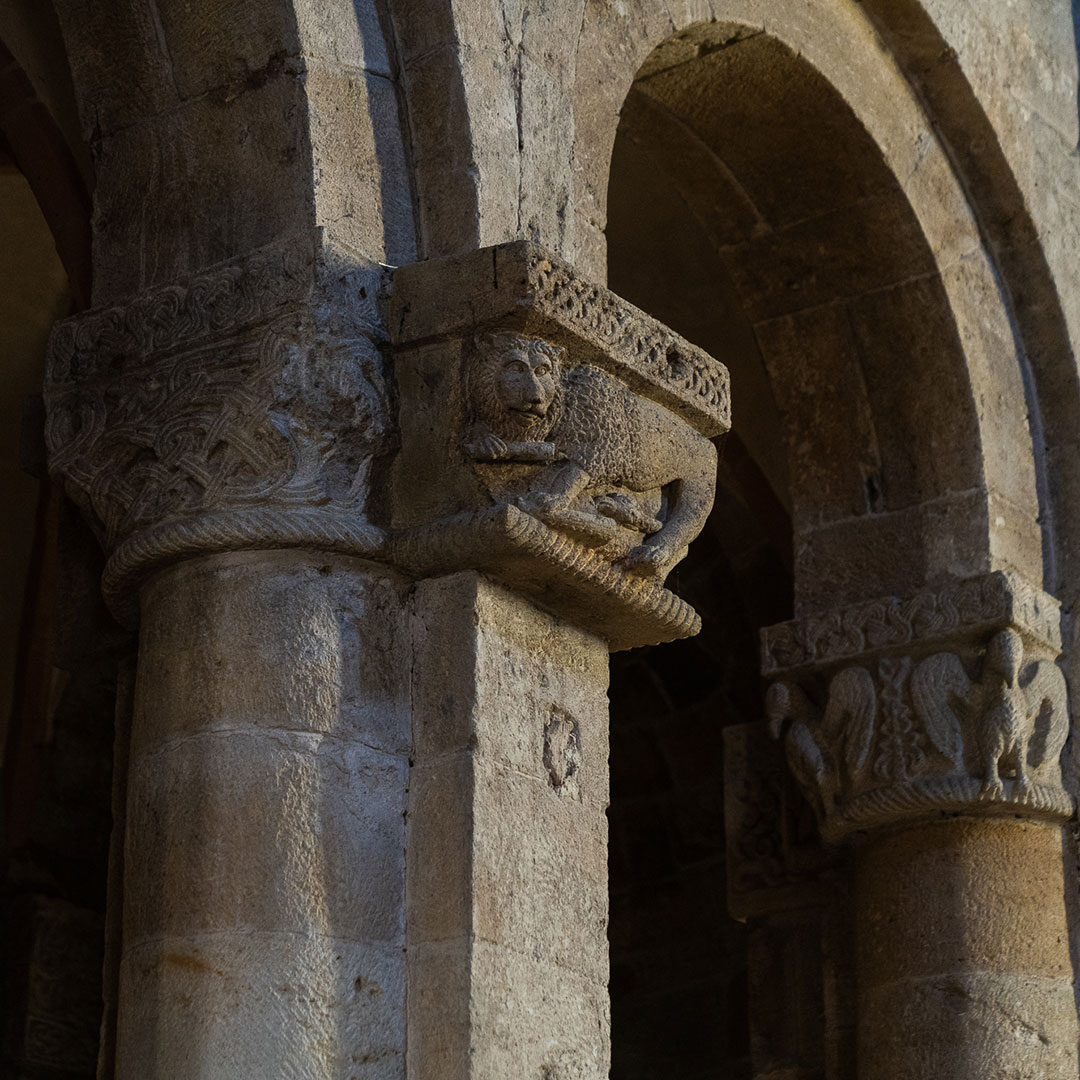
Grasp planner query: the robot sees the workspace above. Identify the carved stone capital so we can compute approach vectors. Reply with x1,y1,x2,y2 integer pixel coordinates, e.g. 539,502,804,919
762,573,1074,842
387,242,730,650
46,237,726,647
45,232,391,619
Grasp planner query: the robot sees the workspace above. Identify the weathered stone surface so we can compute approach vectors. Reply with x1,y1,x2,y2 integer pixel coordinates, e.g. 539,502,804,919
390,242,730,436
856,820,1080,1079
723,722,838,921
762,570,1062,678
117,552,410,1080
44,232,391,619
763,571,1070,842
20,2,1080,1078
389,243,726,648
407,572,611,1080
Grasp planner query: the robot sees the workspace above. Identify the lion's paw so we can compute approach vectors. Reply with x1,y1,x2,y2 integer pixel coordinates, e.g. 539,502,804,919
622,544,668,577
467,433,509,461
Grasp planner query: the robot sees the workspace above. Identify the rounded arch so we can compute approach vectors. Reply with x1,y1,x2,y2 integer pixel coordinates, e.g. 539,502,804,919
595,12,1080,1076
571,2,1064,620
47,0,418,303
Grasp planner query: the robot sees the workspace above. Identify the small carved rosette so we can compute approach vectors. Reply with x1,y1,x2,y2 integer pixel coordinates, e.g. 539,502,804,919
763,580,1074,842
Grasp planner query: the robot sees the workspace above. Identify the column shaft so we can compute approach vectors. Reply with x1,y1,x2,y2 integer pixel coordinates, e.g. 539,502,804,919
116,551,411,1079
856,819,1079,1079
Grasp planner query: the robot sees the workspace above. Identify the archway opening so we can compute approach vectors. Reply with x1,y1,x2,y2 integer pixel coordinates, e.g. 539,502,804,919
604,24,990,1078
0,27,123,1077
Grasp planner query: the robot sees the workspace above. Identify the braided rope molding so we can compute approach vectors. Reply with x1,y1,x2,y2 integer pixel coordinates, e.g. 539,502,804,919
390,503,701,648
762,570,1062,676
100,500,696,645
821,776,1075,844
102,506,387,624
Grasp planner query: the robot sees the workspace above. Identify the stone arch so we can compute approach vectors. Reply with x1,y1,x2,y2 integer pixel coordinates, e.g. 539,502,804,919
594,11,1076,1075
48,0,418,304
572,3,1059,622
390,0,1074,621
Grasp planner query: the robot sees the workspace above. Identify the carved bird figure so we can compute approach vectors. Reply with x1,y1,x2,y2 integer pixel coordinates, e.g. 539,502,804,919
911,629,1069,801
765,668,877,822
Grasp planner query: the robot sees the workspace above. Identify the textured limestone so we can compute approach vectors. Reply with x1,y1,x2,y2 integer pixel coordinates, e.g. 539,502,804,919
117,552,410,1079
856,821,1080,1079
763,571,1071,840
763,570,1079,1078
44,232,392,620
407,572,611,1080
19,1,1080,1077
389,242,726,648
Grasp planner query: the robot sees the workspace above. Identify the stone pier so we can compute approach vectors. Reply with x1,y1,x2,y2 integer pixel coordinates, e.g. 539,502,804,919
43,239,730,1077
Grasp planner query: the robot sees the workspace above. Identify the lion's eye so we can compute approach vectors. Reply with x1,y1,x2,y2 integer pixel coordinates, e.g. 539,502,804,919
506,360,527,373
535,364,550,377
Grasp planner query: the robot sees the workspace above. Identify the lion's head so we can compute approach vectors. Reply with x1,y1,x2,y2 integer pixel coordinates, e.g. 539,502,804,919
467,332,564,441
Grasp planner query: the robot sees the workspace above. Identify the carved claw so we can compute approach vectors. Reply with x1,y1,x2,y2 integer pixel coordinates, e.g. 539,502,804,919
467,433,509,461
979,775,1006,801
621,543,668,577
518,491,570,516
595,494,663,535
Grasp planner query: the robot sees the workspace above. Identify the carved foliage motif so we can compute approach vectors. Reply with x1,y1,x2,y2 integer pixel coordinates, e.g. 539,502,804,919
766,630,1073,841
461,331,716,581
761,572,1061,675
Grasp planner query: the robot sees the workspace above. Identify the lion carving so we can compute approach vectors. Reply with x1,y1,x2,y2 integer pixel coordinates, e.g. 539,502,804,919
464,331,717,578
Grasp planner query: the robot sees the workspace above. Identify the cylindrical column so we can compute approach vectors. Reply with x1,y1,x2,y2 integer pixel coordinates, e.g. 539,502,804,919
115,550,411,1078
856,819,1078,1079
763,574,1080,1080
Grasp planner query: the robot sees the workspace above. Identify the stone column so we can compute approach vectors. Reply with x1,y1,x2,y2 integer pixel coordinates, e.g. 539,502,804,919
763,572,1080,1080
45,232,413,1077
45,237,730,1077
